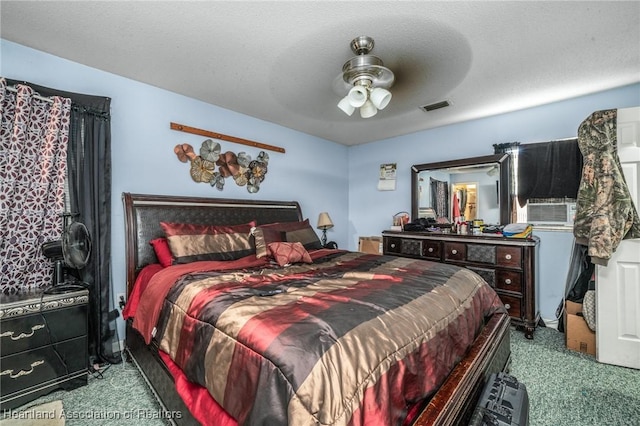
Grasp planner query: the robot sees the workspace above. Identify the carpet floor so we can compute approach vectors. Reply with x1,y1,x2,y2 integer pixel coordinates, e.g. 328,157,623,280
2,326,638,425
509,326,640,425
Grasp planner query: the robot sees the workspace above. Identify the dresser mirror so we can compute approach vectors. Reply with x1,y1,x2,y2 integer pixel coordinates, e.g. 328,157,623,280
411,153,512,225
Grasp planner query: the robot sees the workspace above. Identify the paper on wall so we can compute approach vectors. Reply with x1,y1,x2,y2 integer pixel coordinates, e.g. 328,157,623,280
378,163,397,191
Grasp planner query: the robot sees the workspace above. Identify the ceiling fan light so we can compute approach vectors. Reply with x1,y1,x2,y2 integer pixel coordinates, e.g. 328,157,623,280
348,85,368,108
370,87,392,110
337,96,356,116
335,36,395,119
360,100,378,118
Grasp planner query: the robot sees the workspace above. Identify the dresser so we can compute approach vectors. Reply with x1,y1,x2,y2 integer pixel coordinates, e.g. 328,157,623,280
382,231,540,339
0,289,89,410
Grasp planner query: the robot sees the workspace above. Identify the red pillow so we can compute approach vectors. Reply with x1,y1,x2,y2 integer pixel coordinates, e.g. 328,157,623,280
149,237,174,268
268,242,313,267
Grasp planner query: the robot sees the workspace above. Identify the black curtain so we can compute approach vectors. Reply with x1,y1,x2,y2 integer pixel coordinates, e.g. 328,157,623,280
493,142,521,155
7,79,120,365
516,139,582,207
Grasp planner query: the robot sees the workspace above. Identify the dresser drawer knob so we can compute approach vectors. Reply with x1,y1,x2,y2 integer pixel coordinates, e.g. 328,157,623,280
504,303,511,310
505,254,512,260
390,243,396,248
1,360,45,379
0,324,45,341
428,248,434,253
451,249,458,255
505,279,512,285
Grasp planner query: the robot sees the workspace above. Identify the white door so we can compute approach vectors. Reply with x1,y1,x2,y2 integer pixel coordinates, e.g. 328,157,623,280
596,106,640,369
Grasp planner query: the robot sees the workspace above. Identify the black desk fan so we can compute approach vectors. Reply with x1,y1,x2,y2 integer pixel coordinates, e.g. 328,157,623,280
41,213,91,293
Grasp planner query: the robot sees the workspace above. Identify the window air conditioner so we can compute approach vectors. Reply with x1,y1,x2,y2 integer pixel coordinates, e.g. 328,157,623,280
527,202,576,226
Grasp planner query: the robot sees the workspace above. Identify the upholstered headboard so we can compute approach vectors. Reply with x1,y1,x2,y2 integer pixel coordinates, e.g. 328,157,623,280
122,193,303,295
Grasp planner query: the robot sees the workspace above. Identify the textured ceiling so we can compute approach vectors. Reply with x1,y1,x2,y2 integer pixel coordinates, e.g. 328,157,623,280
1,1,639,146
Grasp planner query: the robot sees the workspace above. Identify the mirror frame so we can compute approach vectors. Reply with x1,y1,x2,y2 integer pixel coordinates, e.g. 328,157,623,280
411,153,512,225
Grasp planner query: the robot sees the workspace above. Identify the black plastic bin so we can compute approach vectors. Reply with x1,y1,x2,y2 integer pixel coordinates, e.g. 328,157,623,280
470,372,529,426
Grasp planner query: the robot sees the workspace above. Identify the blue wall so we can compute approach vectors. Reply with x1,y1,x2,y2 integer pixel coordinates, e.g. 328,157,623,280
2,39,639,331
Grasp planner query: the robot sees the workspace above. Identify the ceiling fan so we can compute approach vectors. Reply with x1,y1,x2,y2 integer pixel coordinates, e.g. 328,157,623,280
335,36,395,119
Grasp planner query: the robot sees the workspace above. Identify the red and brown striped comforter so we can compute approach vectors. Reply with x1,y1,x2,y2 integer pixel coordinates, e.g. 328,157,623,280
133,251,504,426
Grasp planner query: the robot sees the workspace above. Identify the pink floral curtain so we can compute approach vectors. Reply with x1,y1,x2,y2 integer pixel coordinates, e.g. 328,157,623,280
0,77,71,294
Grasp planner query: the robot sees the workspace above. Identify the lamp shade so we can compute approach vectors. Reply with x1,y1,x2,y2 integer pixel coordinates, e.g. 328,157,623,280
347,85,368,108
370,87,392,110
337,96,356,116
317,212,334,230
359,99,378,118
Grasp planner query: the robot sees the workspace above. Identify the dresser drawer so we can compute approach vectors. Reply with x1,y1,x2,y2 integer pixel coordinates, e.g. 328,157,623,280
467,266,496,288
496,246,522,268
421,241,441,260
498,294,522,319
466,244,497,264
384,237,403,254
1,306,88,357
444,242,466,262
495,270,523,293
400,239,423,257
0,336,87,397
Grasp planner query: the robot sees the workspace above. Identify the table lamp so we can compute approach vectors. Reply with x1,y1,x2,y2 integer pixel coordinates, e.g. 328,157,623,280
317,212,334,247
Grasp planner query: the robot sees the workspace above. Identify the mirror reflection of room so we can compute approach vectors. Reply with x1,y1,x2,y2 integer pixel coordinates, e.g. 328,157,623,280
452,182,477,222
417,160,502,225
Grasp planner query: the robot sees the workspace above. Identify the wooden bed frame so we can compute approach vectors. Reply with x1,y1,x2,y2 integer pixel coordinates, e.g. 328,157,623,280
122,192,511,426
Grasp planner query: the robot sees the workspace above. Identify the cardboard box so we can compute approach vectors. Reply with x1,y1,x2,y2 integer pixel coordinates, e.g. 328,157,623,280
359,236,383,254
565,300,596,356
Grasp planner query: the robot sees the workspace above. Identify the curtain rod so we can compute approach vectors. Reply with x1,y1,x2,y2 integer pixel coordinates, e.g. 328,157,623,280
5,84,54,104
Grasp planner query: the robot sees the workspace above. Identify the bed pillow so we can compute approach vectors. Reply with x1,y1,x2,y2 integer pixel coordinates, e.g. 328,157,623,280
149,237,174,268
253,226,285,258
254,219,323,258
268,242,313,267
160,221,256,264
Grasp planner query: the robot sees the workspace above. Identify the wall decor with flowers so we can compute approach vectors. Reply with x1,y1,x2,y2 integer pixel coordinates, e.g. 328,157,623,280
174,139,269,193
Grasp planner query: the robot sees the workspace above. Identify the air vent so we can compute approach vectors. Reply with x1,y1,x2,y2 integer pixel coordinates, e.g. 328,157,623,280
420,100,451,112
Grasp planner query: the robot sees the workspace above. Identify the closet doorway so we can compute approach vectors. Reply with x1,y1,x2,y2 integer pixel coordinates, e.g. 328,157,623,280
451,182,478,221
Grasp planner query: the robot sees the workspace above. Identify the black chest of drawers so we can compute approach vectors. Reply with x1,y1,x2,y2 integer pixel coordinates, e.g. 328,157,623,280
382,231,540,339
0,289,89,410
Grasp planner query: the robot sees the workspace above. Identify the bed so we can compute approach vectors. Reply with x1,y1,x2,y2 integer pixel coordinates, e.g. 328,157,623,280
121,192,511,426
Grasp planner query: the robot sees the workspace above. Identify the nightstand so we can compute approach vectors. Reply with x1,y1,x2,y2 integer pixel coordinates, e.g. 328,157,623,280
0,289,89,410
